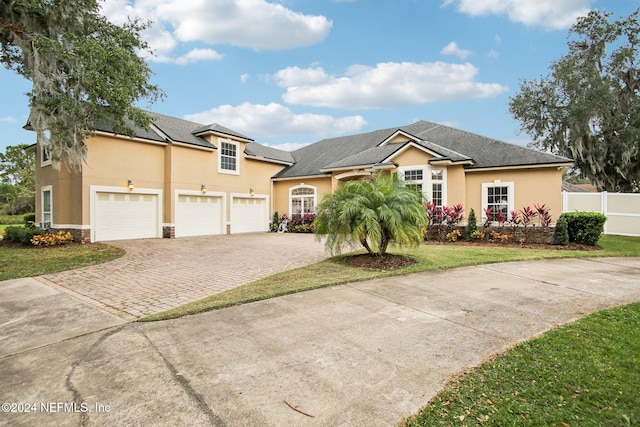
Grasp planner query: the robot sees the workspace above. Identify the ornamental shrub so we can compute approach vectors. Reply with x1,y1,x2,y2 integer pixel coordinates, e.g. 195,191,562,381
23,213,36,228
30,231,74,246
561,212,607,246
4,226,44,244
466,208,478,240
552,215,569,245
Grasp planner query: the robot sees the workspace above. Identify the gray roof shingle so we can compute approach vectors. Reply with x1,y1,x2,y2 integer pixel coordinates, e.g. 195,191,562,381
245,142,295,165
275,120,572,178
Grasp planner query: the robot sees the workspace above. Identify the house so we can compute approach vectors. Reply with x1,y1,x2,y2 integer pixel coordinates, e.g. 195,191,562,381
33,113,572,243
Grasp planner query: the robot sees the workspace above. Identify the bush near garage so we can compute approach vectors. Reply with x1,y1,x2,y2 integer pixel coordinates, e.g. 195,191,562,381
560,212,607,246
3,226,44,244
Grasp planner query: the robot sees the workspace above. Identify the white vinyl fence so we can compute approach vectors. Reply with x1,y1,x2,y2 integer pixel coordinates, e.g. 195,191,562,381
562,191,640,237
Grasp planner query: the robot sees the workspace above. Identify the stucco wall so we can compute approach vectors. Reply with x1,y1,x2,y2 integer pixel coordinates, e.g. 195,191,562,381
464,167,564,222
35,145,83,227
272,177,333,216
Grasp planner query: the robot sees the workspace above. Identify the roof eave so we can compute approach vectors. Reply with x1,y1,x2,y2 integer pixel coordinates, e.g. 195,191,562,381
193,129,254,143
465,162,574,172
319,163,377,173
245,154,294,166
429,159,474,166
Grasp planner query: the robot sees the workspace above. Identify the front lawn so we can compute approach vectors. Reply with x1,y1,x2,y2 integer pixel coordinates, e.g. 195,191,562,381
141,234,639,321
401,301,640,426
0,243,125,281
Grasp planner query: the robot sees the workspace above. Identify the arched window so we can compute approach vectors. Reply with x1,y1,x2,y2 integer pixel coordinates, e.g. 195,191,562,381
290,185,317,214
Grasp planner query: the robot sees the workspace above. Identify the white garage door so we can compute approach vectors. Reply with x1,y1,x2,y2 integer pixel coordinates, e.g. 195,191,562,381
94,192,160,242
175,194,224,238
231,197,268,233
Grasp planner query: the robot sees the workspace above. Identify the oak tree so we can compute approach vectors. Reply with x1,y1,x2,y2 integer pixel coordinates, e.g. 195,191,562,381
509,9,640,192
1,0,162,170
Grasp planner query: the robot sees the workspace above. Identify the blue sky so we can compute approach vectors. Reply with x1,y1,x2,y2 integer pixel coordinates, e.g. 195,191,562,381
1,0,639,154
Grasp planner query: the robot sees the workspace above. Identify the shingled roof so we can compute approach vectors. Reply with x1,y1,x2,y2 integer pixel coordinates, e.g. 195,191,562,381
274,121,572,179
95,111,293,164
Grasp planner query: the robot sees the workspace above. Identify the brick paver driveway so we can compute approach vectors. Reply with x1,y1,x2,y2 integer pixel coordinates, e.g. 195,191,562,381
38,233,329,320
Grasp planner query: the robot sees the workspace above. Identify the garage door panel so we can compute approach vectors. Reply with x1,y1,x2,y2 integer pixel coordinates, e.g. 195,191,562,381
95,192,160,242
175,194,224,238
231,197,267,233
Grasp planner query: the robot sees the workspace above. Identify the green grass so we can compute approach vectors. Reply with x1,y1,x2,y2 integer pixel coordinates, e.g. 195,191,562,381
401,301,640,426
141,234,640,321
0,243,125,281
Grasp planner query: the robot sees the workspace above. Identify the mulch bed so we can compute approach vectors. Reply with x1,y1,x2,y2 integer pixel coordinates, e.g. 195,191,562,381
345,253,418,269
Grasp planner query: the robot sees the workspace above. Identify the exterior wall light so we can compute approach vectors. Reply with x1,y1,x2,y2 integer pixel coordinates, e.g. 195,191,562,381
201,184,207,194
128,180,134,191
250,188,255,197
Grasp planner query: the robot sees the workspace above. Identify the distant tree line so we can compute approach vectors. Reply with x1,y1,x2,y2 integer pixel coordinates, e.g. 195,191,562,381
0,144,35,215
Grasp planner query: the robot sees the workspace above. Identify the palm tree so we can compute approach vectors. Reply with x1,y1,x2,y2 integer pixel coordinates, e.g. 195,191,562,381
314,172,427,256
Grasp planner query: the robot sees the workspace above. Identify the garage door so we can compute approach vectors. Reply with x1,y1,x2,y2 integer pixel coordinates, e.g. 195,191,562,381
94,192,160,242
231,197,268,233
175,194,224,238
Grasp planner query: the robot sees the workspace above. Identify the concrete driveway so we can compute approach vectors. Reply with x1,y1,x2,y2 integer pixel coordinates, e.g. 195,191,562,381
38,233,329,319
1,257,639,426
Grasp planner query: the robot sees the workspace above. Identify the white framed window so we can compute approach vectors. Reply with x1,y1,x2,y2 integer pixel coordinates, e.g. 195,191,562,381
398,166,425,196
41,144,51,167
398,166,447,207
290,185,317,214
218,140,239,174
482,181,514,221
41,185,52,228
430,169,446,208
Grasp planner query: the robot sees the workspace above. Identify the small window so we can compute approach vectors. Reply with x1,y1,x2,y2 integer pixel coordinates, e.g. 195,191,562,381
41,145,51,167
482,182,514,222
42,187,52,228
487,186,509,221
219,140,239,173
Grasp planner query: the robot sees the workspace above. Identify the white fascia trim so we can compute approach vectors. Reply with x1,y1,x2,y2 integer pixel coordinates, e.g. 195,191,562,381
319,164,377,173
193,130,253,144
272,174,330,182
171,140,216,151
89,185,163,243
378,130,420,146
466,162,574,172
244,154,294,166
93,130,168,146
429,159,474,166
382,141,442,163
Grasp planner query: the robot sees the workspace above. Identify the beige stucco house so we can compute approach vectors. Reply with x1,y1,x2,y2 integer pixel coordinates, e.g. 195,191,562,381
33,112,572,243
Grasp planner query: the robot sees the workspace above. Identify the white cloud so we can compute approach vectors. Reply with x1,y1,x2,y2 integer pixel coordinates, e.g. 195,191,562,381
487,49,499,59
274,62,508,110
0,116,17,124
441,41,472,59
101,0,332,62
273,66,331,87
240,73,250,83
153,48,223,65
444,0,592,30
183,102,367,139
